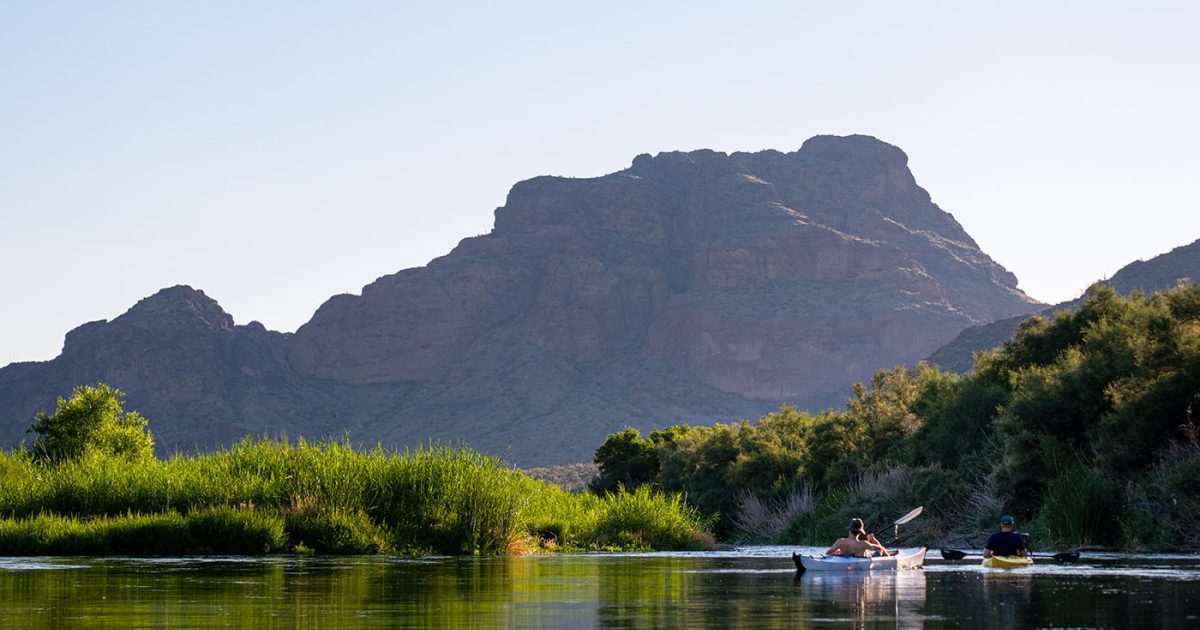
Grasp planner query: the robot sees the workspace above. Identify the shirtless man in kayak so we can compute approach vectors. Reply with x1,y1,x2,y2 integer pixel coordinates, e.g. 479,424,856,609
826,518,891,557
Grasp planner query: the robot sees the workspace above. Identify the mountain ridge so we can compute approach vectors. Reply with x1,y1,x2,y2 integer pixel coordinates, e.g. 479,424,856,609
928,236,1200,372
0,135,1041,464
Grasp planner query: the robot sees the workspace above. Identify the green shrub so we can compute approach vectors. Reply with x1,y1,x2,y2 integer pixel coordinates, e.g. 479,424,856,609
29,384,154,465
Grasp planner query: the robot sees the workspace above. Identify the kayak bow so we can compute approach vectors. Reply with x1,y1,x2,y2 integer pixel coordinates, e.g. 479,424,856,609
981,555,1034,568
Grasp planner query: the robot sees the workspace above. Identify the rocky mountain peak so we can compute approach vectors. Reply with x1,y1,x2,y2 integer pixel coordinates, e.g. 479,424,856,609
120,285,234,330
60,286,232,357
289,135,1039,404
799,133,910,167
3,136,1046,465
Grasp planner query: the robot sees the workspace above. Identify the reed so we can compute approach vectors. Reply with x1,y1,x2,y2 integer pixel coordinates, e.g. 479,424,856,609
0,508,286,556
0,438,711,555
592,485,714,550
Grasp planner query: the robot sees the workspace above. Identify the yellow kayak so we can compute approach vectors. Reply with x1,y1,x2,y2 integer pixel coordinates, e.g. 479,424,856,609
982,555,1033,568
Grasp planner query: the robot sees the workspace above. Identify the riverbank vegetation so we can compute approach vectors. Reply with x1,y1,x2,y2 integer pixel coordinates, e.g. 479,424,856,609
0,387,712,556
6,284,1196,555
592,285,1200,551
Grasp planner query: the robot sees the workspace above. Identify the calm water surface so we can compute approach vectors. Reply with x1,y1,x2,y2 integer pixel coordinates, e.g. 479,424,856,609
2,547,1199,628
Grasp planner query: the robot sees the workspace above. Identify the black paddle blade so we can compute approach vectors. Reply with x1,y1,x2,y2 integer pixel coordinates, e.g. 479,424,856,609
1052,551,1081,563
940,549,967,560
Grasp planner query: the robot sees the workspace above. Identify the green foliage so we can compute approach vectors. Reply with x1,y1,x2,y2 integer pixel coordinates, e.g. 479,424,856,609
907,465,969,516
1036,464,1126,547
588,285,1200,549
185,506,288,554
592,485,712,550
909,365,1005,472
593,367,950,539
590,427,660,494
361,445,529,555
29,384,154,465
12,286,1199,552
0,508,287,556
0,435,712,555
656,423,741,536
1125,439,1200,549
284,498,389,554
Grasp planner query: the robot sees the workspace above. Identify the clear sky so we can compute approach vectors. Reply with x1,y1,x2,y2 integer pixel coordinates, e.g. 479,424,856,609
2,1,1198,368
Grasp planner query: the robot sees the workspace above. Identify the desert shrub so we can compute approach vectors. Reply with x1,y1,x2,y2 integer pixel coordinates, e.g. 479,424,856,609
732,485,814,543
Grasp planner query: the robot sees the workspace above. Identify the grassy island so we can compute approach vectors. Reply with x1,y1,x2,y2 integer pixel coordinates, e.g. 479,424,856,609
0,387,711,556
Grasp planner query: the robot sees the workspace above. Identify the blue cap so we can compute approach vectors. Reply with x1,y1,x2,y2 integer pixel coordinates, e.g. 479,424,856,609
1000,515,1014,526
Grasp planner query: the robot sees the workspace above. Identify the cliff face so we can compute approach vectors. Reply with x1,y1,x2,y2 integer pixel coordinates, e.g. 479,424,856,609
928,237,1200,373
0,135,1041,464
289,137,1036,399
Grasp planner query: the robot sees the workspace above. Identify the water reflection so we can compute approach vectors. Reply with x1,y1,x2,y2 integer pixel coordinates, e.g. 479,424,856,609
795,571,927,629
1,551,1198,628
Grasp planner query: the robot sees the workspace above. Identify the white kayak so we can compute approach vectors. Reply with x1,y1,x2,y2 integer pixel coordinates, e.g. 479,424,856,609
793,547,928,572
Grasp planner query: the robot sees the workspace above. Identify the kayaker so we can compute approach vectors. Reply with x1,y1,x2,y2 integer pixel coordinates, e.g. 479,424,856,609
983,515,1028,559
826,518,890,557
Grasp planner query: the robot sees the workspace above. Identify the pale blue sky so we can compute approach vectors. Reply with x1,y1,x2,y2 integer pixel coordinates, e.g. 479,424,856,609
2,1,1198,367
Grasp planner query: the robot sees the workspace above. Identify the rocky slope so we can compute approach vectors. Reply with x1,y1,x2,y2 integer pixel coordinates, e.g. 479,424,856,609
928,237,1200,372
0,135,1041,464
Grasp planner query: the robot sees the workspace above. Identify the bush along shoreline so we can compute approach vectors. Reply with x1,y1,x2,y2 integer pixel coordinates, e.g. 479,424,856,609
0,386,713,556
590,285,1200,552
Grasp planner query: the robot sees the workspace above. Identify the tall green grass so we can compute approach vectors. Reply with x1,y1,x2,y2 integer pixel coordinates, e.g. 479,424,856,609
0,438,711,556
1036,464,1127,547
592,485,714,550
0,508,286,556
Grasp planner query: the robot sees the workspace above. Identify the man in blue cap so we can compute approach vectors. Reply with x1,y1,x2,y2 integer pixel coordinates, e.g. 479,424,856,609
983,515,1028,559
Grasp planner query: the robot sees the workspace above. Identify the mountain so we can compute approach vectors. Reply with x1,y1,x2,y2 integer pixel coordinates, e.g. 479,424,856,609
0,135,1041,465
928,237,1200,372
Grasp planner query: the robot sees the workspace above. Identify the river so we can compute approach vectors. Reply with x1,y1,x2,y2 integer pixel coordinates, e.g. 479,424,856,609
2,547,1198,627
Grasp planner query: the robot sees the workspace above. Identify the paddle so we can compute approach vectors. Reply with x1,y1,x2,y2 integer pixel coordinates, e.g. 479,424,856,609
888,506,923,544
945,531,1082,562
938,548,1081,562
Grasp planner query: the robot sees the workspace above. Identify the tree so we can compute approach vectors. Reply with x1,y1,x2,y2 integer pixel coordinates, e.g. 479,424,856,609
590,427,660,494
29,384,155,464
